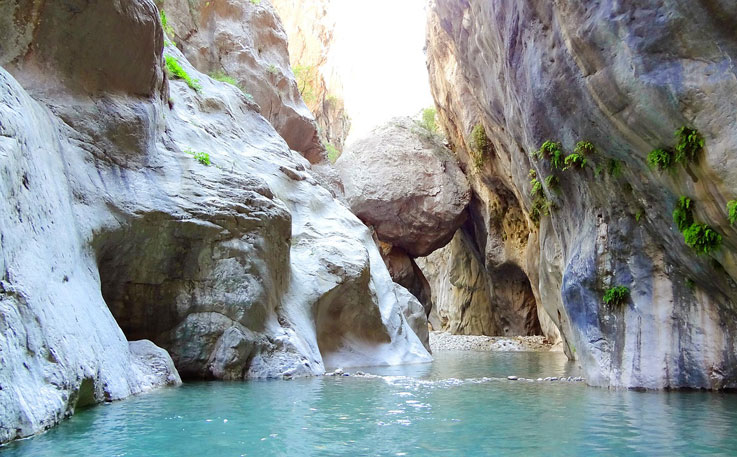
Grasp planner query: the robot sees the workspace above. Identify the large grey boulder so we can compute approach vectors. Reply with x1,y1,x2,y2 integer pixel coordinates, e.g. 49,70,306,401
427,0,737,388
0,0,430,443
336,117,471,257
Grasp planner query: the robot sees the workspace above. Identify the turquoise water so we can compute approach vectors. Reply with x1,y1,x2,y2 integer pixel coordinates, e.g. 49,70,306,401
4,351,737,456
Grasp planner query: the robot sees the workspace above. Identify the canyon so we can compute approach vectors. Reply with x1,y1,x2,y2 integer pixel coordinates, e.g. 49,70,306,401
1,0,737,448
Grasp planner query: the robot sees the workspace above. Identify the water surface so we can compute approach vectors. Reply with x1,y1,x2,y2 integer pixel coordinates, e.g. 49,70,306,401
4,351,737,456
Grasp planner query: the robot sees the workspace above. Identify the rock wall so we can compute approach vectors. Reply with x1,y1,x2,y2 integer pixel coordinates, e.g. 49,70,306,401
156,0,325,163
0,0,430,443
427,0,737,389
271,0,351,154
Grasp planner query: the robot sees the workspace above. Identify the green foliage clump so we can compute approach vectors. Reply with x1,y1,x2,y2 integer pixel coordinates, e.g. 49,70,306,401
267,64,278,75
165,56,202,92
727,200,737,225
292,64,317,104
250,0,261,5
529,197,552,226
470,124,489,169
420,108,438,133
647,148,674,171
574,140,596,155
534,140,564,170
160,10,175,38
210,71,238,87
324,142,341,163
672,196,693,232
564,153,587,170
607,159,623,178
185,149,211,166
529,170,543,199
683,223,722,255
544,174,559,191
603,286,630,307
674,126,704,164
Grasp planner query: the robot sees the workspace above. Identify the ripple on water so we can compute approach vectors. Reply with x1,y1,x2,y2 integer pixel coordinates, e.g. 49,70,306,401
3,352,737,456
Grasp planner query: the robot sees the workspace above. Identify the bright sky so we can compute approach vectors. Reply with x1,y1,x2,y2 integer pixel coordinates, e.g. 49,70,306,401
330,0,434,145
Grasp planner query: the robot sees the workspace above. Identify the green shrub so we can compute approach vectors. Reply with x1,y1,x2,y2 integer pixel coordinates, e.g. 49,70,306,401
683,223,722,255
564,153,587,170
165,56,202,92
471,124,489,154
574,140,595,155
647,148,674,170
420,108,438,133
185,148,211,165
530,178,543,198
535,140,565,170
603,286,630,306
672,196,693,232
727,200,737,225
324,142,341,163
674,126,704,164
292,64,317,104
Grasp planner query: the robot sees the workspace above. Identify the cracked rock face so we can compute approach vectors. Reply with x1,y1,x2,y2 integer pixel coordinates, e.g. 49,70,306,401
336,117,472,258
427,0,737,388
0,0,429,443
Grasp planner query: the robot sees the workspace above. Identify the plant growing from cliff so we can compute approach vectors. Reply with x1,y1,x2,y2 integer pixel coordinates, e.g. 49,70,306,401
574,140,596,156
165,56,202,92
324,141,341,163
160,10,176,38
529,197,552,227
607,159,623,178
727,200,737,225
250,0,261,5
267,64,278,75
529,170,544,199
420,108,439,133
647,148,675,171
672,196,694,232
535,140,565,170
469,124,490,169
293,65,318,105
564,153,587,170
185,148,211,166
544,174,559,192
683,223,722,255
603,286,630,307
674,126,704,164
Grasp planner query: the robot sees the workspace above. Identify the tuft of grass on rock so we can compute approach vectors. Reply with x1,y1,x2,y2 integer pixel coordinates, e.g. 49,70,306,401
185,148,211,166
534,140,564,170
165,56,202,92
727,200,737,225
673,196,694,232
674,126,704,164
647,148,674,171
683,223,722,255
603,285,630,307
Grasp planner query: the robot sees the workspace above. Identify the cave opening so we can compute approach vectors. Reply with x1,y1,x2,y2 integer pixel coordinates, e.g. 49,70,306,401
489,262,542,336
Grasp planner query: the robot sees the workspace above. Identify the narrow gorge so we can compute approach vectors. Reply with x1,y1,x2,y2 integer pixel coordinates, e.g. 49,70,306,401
2,0,737,455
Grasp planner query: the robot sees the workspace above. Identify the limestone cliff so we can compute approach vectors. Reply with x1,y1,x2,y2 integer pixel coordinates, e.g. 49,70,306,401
155,0,325,163
427,0,737,389
271,0,351,155
0,0,429,443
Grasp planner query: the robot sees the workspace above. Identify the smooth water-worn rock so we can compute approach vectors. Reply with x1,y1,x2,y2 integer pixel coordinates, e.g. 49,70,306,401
427,0,737,388
417,230,544,337
336,118,471,257
158,0,324,162
0,0,429,443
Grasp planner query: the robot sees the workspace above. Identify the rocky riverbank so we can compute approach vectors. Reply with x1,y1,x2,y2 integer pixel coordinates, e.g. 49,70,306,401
429,332,560,352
